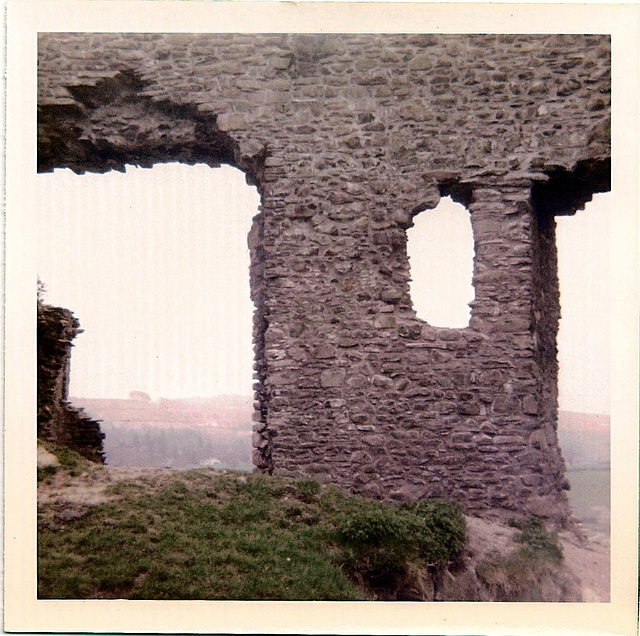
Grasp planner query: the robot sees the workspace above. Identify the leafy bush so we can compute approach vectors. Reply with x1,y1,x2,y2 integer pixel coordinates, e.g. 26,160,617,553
329,495,467,595
400,498,468,560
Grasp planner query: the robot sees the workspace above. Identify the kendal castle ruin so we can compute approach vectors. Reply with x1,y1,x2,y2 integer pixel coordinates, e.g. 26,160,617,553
37,33,611,527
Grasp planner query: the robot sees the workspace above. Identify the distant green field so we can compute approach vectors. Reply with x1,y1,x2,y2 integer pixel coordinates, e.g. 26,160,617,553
566,469,610,536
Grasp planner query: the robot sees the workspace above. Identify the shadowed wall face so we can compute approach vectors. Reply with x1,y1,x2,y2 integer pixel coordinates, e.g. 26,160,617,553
37,33,611,526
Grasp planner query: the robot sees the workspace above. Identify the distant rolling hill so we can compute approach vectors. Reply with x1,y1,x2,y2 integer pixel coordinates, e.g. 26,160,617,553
72,394,253,430
70,397,609,476
71,395,253,469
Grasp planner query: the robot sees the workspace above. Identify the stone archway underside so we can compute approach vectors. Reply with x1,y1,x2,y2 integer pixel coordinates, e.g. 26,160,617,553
38,33,611,527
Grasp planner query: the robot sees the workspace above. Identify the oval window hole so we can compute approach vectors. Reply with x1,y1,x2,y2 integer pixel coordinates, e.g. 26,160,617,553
407,196,475,328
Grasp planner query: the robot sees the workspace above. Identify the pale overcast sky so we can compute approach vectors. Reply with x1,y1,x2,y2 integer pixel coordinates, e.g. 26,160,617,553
37,164,258,400
36,163,610,414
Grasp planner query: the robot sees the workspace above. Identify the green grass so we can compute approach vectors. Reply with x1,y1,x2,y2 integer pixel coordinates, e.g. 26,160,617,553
37,464,59,482
39,439,92,476
511,518,564,563
475,519,574,602
38,469,467,600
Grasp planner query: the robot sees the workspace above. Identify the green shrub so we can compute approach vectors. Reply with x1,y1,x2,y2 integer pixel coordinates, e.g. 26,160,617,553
513,518,564,564
331,497,467,594
400,498,467,560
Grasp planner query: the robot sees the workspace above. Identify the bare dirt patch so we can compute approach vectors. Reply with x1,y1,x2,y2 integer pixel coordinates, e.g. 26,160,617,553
456,516,610,602
559,530,610,601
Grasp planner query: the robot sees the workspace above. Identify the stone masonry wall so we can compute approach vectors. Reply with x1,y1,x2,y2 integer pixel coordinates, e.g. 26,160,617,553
37,300,105,463
38,34,611,526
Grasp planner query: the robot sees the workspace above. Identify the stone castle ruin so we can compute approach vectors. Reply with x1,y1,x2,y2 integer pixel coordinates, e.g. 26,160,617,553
38,34,611,526
37,298,105,463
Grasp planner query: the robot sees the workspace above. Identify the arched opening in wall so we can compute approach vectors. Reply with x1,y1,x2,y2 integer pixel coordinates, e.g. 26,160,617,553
554,191,611,536
406,196,475,328
36,162,260,471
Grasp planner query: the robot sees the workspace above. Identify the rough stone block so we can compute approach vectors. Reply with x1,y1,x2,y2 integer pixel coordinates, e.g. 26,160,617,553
408,54,433,71
525,495,557,519
521,473,544,487
374,315,397,329
216,112,247,131
522,394,539,415
494,435,526,446
389,483,429,501
320,369,346,388
314,344,337,359
459,402,481,416
372,374,393,388
381,288,403,303
252,432,268,448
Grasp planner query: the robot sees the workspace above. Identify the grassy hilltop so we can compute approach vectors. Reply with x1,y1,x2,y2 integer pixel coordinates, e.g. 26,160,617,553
38,440,589,602
38,441,466,601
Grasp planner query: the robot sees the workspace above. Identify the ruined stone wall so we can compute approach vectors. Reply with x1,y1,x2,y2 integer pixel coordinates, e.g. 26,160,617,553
38,34,611,525
37,300,105,462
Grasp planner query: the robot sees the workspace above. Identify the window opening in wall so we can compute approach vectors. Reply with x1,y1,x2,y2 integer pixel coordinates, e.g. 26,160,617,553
555,191,611,537
36,162,259,470
406,196,475,328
